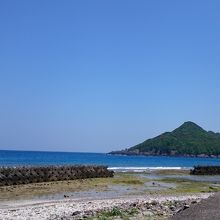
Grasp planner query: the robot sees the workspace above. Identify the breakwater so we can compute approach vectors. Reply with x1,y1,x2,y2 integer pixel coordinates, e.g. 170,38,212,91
0,165,114,186
190,166,220,175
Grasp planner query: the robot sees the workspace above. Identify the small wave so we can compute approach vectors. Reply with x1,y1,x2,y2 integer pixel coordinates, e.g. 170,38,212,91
108,166,191,172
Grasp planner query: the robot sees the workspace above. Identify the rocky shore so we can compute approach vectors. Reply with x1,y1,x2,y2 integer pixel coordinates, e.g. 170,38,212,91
0,194,211,220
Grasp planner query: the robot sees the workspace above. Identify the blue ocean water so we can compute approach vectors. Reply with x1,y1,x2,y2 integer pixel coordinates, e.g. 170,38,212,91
1,150,220,169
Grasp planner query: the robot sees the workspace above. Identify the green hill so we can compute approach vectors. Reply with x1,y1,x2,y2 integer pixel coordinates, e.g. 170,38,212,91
111,122,220,157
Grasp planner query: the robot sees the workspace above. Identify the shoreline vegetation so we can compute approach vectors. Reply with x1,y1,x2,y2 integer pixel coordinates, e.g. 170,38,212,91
109,151,220,158
1,168,220,219
110,122,220,158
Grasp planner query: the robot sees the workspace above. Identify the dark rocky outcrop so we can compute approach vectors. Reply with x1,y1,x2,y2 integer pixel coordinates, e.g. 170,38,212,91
190,166,220,175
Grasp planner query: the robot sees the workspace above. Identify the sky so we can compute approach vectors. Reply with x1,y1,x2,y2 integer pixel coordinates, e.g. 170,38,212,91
0,0,220,153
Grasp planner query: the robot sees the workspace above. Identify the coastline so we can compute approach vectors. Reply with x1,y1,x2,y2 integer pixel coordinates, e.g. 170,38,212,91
0,193,212,219
109,152,220,158
1,168,220,219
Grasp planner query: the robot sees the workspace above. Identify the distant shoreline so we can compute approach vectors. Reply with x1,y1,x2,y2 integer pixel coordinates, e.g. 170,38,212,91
109,151,220,158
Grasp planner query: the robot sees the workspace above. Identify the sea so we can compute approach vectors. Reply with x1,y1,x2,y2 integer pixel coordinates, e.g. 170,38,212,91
1,150,220,171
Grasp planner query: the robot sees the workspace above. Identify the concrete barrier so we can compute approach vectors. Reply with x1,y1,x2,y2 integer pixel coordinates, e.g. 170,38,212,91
190,166,220,175
0,165,114,186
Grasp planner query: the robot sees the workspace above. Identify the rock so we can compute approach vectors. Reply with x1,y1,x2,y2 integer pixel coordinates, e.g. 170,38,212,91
183,204,190,210
169,205,176,211
132,202,137,207
143,210,154,216
72,211,81,216
151,200,158,206
176,208,183,213
191,200,197,204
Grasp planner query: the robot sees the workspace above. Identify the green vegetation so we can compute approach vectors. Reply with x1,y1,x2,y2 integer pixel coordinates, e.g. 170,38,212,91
112,121,220,156
88,207,139,220
113,175,144,185
158,177,220,194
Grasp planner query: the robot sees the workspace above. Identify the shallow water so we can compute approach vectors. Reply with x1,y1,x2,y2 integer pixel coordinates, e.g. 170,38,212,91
0,184,142,204
144,181,176,190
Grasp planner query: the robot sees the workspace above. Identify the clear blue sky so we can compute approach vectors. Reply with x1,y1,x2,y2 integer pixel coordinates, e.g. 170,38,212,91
0,1,220,153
